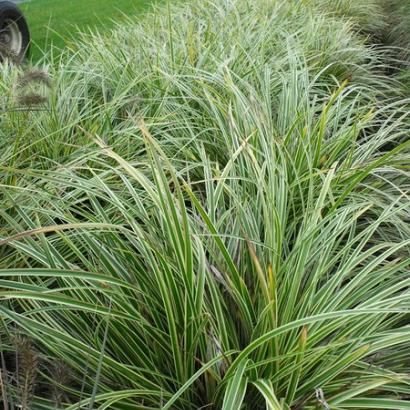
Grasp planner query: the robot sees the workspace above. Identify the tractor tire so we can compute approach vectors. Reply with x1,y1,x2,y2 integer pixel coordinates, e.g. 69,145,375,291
0,1,30,62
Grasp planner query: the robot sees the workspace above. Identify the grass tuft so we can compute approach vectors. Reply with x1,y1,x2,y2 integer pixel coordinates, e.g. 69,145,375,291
0,0,409,408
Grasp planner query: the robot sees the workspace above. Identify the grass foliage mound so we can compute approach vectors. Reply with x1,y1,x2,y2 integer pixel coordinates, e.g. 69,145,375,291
0,0,409,408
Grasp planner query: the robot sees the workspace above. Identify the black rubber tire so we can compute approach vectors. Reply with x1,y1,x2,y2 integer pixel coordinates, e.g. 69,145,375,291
0,1,30,62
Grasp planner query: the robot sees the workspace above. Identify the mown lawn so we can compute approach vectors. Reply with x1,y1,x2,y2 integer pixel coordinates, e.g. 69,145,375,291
20,0,158,60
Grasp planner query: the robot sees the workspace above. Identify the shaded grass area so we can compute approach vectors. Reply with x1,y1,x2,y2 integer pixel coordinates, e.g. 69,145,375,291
20,0,159,61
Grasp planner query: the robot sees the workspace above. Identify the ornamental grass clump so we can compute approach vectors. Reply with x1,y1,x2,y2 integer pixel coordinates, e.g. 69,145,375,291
0,0,409,409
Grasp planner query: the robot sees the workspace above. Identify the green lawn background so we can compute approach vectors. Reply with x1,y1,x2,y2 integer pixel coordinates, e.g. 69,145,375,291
20,0,157,60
